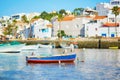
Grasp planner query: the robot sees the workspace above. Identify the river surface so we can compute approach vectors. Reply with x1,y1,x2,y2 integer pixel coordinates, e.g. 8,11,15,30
0,48,120,80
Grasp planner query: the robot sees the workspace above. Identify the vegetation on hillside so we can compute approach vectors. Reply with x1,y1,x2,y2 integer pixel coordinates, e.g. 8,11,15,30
1,8,85,39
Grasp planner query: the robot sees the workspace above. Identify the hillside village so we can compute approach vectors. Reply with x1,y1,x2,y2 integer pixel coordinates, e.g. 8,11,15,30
0,0,120,41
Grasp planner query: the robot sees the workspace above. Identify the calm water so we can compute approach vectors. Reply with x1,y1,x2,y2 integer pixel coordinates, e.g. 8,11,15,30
0,48,120,80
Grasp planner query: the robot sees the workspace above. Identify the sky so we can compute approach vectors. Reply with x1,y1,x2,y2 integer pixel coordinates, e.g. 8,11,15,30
0,0,110,17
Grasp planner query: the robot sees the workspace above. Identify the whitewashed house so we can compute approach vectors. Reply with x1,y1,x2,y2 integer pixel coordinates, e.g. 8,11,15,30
20,19,52,39
84,15,120,37
88,0,120,37
96,0,120,16
11,13,26,21
96,3,110,16
32,19,52,38
110,0,120,7
53,15,91,38
84,16,106,37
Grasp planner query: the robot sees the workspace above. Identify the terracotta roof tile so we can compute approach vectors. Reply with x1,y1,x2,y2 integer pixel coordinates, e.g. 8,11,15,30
93,16,107,20
85,16,93,18
103,22,119,27
47,24,52,28
61,15,75,21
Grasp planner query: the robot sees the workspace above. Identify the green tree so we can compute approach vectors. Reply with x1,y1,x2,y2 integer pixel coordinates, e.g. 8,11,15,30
57,30,66,38
57,14,64,39
21,15,29,23
40,11,49,20
32,16,40,19
2,23,18,39
73,8,84,16
40,11,58,21
112,6,120,37
59,9,67,15
12,19,19,38
3,24,13,37
12,19,17,23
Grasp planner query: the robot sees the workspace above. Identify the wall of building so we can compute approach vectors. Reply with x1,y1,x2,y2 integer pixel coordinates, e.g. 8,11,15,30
84,18,120,37
53,17,90,38
96,3,110,16
32,19,52,38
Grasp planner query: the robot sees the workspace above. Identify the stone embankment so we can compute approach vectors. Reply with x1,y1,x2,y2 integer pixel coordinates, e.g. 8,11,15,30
7,38,120,49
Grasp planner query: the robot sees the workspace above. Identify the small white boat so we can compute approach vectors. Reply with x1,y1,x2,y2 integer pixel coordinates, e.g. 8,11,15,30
21,45,39,50
109,46,118,49
38,44,53,48
21,44,53,51
0,41,25,53
60,43,70,48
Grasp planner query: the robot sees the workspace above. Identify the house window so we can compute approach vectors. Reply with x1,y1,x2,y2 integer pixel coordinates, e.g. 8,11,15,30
42,29,48,33
42,29,45,32
111,34,115,37
95,28,97,31
94,20,97,23
102,33,106,37
109,18,115,22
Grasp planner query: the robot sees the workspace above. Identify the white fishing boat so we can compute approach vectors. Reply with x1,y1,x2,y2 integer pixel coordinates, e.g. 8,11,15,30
0,41,25,53
21,43,53,51
21,45,39,50
38,44,53,48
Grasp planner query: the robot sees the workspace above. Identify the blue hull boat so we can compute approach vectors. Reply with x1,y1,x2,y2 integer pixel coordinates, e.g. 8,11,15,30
26,53,76,63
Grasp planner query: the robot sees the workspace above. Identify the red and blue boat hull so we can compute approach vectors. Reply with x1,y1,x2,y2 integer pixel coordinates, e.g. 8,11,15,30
26,53,76,63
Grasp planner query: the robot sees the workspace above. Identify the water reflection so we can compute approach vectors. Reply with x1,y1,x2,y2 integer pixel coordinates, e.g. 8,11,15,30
0,48,120,80
75,49,120,63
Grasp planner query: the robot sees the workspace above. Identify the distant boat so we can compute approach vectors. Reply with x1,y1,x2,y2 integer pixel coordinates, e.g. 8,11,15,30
26,53,76,63
38,44,53,48
0,41,25,53
109,46,118,49
60,42,78,49
21,44,53,51
60,43,71,48
21,45,39,50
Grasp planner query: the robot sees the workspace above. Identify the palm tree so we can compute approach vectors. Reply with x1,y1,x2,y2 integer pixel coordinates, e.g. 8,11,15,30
112,6,120,37
57,14,64,39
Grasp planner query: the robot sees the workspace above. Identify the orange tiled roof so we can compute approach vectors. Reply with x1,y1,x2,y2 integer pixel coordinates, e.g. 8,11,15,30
103,22,119,27
47,24,52,28
85,16,93,18
30,18,40,23
93,16,107,20
61,15,75,21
